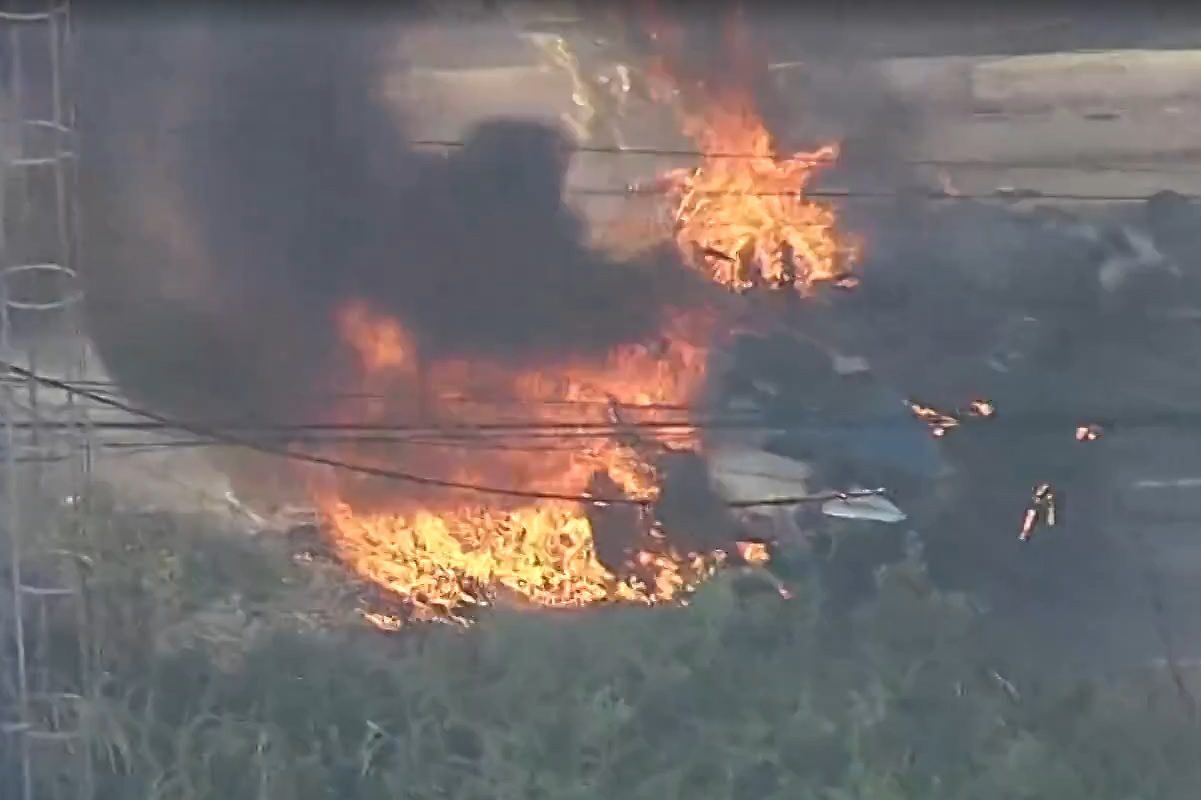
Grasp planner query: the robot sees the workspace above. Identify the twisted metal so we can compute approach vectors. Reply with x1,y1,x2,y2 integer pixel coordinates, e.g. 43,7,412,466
0,2,94,799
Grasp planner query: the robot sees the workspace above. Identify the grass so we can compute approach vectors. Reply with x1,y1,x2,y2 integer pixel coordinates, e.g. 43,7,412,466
3,492,1200,799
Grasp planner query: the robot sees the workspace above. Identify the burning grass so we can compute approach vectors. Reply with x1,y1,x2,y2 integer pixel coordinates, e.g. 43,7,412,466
319,301,723,623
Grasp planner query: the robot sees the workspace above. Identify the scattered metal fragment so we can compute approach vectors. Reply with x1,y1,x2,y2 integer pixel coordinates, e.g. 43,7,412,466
1019,482,1057,542
830,353,871,375
360,610,404,632
223,489,268,531
909,401,960,437
968,399,995,418
821,492,908,523
831,272,861,290
909,397,997,436
989,669,1021,703
1132,477,1201,490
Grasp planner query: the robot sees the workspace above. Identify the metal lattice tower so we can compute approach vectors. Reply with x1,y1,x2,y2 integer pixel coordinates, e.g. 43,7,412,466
0,2,94,799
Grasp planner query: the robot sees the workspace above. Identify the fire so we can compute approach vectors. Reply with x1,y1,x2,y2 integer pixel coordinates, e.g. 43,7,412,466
337,300,414,372
657,89,857,294
312,17,853,625
328,502,718,624
319,300,724,625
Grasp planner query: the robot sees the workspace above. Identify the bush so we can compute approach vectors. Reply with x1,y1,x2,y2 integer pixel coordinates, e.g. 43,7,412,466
5,500,1199,799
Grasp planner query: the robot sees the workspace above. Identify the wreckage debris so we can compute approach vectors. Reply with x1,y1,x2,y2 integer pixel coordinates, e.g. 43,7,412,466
910,397,998,437
909,402,961,438
1019,482,1057,542
903,396,1088,543
821,493,907,524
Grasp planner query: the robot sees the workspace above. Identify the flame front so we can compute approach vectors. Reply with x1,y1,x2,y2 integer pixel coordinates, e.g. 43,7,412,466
656,85,857,293
320,300,721,625
312,26,858,626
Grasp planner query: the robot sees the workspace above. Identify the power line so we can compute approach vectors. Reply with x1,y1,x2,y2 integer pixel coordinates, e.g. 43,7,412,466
27,380,1201,428
90,436,650,455
568,185,1192,202
408,137,1201,174
411,137,1201,200
0,361,881,508
12,407,1201,435
0,377,710,411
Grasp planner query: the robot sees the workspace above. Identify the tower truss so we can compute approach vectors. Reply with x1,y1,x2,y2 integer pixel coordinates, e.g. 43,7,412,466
0,2,94,799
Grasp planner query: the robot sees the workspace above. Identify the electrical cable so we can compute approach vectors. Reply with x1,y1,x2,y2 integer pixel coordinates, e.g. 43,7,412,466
409,138,1201,201
12,408,1201,436
0,361,883,508
568,185,1196,202
408,137,1201,174
21,379,1201,431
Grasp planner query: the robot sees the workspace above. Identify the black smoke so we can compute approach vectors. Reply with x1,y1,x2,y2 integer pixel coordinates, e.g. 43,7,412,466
76,12,715,425
354,120,706,365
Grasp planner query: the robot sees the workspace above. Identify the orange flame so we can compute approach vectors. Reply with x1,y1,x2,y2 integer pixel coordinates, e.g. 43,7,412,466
337,300,415,372
310,15,854,625
317,301,724,625
659,88,857,294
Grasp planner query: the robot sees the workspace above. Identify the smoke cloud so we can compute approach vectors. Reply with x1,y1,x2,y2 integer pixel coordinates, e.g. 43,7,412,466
77,13,715,425
355,120,705,364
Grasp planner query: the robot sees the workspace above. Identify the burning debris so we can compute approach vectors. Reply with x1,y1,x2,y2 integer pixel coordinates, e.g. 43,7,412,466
910,397,999,438
968,400,995,418
643,90,856,295
1012,421,1101,539
910,402,961,438
907,396,1103,543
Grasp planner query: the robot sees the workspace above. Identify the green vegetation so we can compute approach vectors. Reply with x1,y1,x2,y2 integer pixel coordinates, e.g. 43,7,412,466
4,496,1199,799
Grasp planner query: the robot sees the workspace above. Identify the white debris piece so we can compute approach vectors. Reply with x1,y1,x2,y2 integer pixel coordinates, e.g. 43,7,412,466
706,444,815,541
830,353,872,375
707,444,908,539
706,444,818,503
822,492,908,524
